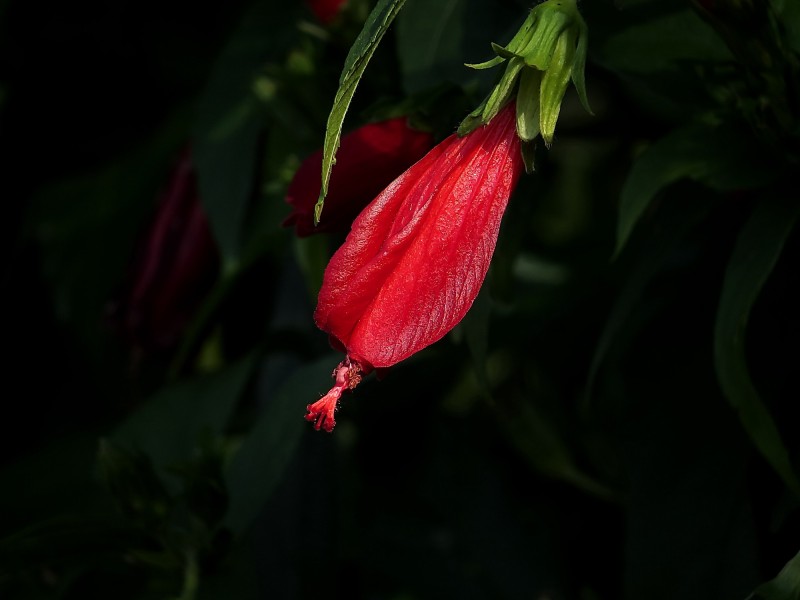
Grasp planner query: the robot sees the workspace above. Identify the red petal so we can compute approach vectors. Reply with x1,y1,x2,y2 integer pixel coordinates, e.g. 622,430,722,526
314,104,521,369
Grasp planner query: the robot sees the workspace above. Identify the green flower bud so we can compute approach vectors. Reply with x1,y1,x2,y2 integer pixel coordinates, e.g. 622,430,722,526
460,0,591,153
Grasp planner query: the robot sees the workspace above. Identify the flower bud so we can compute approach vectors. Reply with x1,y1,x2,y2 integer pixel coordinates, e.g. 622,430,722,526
283,117,434,236
306,104,522,432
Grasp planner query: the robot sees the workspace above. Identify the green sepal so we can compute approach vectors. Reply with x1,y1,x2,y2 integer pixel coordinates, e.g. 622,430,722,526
457,100,487,136
521,9,569,70
503,8,539,55
516,68,542,142
491,42,522,60
465,55,506,70
482,56,525,124
539,32,576,146
465,9,537,72
571,21,593,115
520,139,537,174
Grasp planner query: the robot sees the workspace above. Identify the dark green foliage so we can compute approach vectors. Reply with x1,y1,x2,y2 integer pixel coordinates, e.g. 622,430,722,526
1,0,799,598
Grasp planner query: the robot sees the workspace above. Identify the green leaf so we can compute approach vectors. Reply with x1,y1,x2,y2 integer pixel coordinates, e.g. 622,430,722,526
495,394,616,501
771,0,800,54
395,0,521,94
571,22,592,114
193,99,262,273
714,193,800,496
616,123,778,256
594,8,732,74
586,191,713,406
748,549,800,600
315,0,407,225
193,1,298,269
293,234,330,302
222,356,340,536
112,354,258,471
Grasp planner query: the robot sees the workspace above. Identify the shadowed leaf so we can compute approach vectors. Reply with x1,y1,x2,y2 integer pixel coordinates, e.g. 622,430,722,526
714,192,800,495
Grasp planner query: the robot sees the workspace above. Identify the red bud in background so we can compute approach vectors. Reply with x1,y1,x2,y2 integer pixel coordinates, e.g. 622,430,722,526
283,117,434,236
306,0,347,25
306,103,522,431
110,148,220,352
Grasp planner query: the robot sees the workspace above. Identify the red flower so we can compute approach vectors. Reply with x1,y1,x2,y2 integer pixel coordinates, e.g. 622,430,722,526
306,103,522,431
283,117,434,236
306,0,347,25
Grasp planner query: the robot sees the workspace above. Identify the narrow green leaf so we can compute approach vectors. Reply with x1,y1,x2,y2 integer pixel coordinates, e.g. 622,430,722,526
615,123,778,256
748,549,800,600
113,354,258,471
714,193,800,496
193,101,262,271
315,0,407,224
223,356,340,536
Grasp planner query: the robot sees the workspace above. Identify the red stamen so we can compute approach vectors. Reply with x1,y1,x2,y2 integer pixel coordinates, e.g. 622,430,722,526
305,359,362,432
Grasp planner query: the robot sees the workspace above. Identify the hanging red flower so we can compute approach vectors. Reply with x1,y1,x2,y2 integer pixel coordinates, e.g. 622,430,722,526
305,103,522,431
283,117,434,236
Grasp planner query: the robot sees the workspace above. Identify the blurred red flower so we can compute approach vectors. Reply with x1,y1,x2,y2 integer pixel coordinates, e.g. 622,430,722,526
283,117,434,236
306,0,347,24
110,148,220,353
